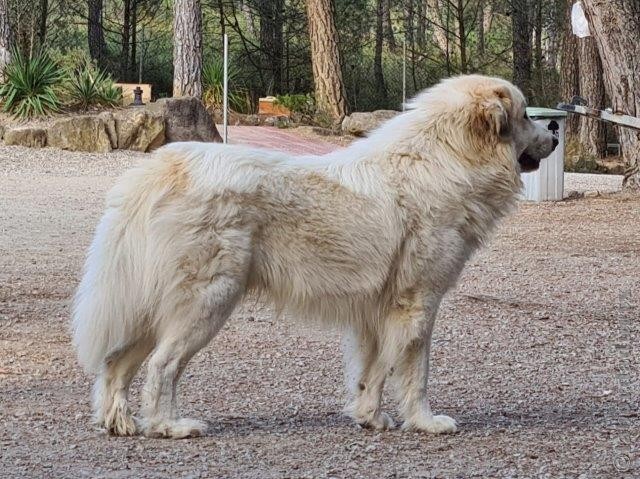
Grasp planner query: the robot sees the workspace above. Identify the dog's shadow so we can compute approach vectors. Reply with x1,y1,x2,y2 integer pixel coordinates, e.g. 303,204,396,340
202,400,635,438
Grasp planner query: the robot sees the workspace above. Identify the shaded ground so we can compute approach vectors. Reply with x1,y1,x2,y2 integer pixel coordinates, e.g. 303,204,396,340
1,141,639,479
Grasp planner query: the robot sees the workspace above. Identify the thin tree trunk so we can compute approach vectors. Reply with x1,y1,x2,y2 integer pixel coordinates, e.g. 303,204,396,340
533,0,543,102
88,0,106,69
416,0,425,48
173,0,203,98
121,0,131,80
477,0,485,58
0,0,11,81
258,0,284,94
38,0,48,46
130,0,137,80
582,0,640,189
560,0,579,137
384,0,397,51
306,0,347,125
456,0,466,73
375,0,388,107
217,0,225,50
578,37,607,158
426,0,448,54
511,0,533,99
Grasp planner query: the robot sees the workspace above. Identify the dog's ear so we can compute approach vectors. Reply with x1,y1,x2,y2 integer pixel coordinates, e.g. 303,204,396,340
472,86,512,141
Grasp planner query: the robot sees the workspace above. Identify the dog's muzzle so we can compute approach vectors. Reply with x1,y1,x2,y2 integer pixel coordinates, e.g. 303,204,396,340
518,152,541,172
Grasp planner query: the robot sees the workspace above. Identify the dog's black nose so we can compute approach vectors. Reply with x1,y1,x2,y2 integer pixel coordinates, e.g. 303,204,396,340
552,137,559,150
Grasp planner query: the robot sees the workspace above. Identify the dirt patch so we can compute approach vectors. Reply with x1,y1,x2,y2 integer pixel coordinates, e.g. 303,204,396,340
1,145,639,478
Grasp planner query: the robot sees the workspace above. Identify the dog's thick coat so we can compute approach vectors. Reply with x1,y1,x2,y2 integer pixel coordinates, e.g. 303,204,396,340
73,75,556,438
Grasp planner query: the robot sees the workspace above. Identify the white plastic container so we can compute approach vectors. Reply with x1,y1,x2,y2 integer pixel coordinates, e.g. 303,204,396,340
521,107,567,202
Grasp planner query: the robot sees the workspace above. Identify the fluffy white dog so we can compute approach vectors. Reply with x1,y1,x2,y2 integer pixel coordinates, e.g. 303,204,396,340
73,75,557,438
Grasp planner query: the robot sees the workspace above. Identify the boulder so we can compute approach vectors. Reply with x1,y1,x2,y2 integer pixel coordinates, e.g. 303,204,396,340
47,116,112,153
341,110,398,137
148,97,222,143
98,111,118,149
113,109,165,152
3,126,47,148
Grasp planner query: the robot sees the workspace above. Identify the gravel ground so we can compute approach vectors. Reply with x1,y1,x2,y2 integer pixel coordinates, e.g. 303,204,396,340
1,145,639,479
564,173,625,194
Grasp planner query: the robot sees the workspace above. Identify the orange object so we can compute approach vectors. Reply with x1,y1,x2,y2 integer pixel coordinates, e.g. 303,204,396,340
258,97,291,116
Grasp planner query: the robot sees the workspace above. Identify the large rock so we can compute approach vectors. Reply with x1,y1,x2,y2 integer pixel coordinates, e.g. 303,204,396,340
341,110,398,137
47,116,112,153
4,127,47,148
98,111,118,149
148,97,222,143
113,109,165,152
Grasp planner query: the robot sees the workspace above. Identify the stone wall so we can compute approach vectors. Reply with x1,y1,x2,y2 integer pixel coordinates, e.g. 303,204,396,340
0,97,221,153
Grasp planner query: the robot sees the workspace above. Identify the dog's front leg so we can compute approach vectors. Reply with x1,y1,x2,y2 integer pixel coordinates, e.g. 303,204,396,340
342,327,396,430
391,294,457,434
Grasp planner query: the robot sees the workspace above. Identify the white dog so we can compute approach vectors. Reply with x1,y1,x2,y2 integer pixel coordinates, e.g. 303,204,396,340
72,75,557,438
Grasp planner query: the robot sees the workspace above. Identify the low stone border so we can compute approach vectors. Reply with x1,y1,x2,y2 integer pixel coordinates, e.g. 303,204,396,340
0,97,221,153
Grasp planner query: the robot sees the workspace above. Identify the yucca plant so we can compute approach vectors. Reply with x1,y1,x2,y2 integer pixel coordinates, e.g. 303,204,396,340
0,47,64,119
202,59,248,112
65,58,121,110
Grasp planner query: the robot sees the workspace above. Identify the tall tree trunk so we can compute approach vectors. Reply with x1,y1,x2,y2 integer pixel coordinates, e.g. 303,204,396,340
533,0,543,102
426,0,448,54
403,0,417,91
306,0,347,125
258,0,284,94
455,0,466,73
578,37,607,158
38,0,48,46
130,0,137,80
384,0,397,51
511,0,533,99
416,0,425,48
560,0,579,137
0,0,11,81
173,0,203,98
582,0,640,189
88,0,106,69
121,0,131,80
374,0,388,107
477,0,485,58
217,0,225,50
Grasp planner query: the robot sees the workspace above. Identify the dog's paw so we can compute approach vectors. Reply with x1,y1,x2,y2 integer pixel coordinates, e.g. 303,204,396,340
102,398,137,436
402,414,457,434
141,417,208,439
355,411,396,431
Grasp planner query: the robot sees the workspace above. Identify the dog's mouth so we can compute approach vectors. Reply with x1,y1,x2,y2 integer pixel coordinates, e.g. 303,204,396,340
518,152,541,172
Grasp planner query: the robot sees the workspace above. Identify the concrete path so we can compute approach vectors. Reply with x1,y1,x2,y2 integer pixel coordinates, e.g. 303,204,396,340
224,125,339,155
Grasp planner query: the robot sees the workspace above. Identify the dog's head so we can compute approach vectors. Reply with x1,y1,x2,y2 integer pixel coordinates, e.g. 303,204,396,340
412,75,558,172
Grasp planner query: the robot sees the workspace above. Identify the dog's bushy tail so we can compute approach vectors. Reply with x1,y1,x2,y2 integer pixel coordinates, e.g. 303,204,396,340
72,166,158,374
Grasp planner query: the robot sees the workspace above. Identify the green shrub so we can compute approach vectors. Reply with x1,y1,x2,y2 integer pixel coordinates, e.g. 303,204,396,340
275,93,315,118
64,58,121,110
202,58,249,113
0,48,64,119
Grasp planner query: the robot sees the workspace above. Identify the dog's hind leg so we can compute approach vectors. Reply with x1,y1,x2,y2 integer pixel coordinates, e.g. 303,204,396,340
139,255,247,439
342,327,395,430
94,337,154,436
387,293,457,434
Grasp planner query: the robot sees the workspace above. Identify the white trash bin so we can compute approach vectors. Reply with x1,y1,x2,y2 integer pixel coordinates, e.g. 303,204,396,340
521,107,567,201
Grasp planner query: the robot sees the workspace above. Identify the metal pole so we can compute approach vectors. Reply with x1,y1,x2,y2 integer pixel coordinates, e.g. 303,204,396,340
223,33,229,144
402,35,406,111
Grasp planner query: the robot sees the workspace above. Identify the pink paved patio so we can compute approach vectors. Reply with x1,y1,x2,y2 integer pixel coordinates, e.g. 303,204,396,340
221,125,341,155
